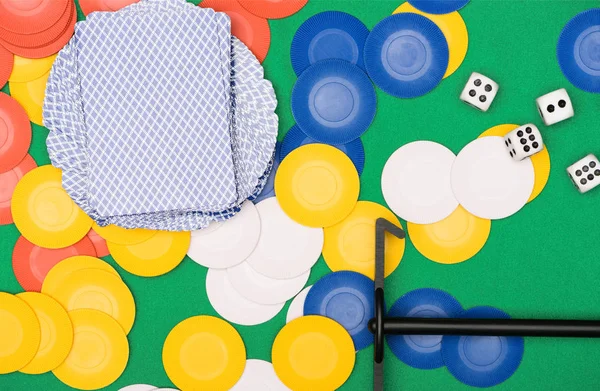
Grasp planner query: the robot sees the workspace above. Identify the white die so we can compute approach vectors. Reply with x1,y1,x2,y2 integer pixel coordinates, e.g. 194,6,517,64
460,72,499,112
536,88,574,126
567,154,600,194
504,124,544,161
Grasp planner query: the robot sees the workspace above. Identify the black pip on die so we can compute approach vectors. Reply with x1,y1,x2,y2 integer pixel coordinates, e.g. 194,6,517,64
567,154,600,194
460,72,499,112
536,88,574,126
504,124,544,161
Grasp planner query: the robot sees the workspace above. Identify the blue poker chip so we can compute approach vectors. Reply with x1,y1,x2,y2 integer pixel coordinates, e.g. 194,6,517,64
253,142,281,204
364,13,449,98
304,271,375,351
386,288,463,370
557,8,600,93
280,124,365,175
408,0,470,15
442,306,525,388
291,59,376,145
291,11,370,76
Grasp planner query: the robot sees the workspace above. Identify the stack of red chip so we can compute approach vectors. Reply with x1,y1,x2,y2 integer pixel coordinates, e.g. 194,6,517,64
200,0,308,63
0,93,35,225
0,0,76,59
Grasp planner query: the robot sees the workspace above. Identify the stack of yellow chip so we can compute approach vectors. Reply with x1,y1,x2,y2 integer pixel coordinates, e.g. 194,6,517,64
275,144,360,228
0,291,71,376
163,315,246,390
38,255,133,389
272,315,356,390
323,201,406,279
98,223,191,277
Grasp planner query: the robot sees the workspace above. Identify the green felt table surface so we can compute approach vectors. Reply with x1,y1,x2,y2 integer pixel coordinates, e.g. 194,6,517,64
1,0,600,390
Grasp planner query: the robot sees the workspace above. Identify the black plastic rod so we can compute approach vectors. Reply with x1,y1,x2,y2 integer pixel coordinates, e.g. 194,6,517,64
368,317,600,338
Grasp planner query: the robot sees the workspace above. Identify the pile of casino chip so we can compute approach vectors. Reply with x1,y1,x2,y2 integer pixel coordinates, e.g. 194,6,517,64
1,0,599,390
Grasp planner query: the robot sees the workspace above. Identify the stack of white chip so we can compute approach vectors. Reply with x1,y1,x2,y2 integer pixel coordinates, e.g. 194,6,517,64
381,138,536,223
188,198,324,326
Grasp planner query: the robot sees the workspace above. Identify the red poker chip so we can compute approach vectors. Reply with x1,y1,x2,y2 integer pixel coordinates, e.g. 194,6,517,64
0,43,12,88
0,93,32,173
200,0,271,63
238,0,308,20
12,235,97,292
0,1,73,48
0,0,70,35
0,154,37,225
0,2,76,59
87,228,110,258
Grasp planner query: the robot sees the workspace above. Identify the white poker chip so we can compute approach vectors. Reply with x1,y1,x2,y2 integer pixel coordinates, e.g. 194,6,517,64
119,386,157,391
451,137,535,220
230,359,290,391
188,201,261,269
286,285,312,324
246,198,324,279
381,141,458,224
227,262,310,305
206,268,284,326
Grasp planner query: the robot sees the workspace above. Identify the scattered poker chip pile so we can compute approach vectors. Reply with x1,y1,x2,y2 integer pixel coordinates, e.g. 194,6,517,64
0,1,599,390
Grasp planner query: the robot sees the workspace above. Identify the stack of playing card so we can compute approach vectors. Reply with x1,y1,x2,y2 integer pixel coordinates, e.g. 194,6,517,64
43,0,278,231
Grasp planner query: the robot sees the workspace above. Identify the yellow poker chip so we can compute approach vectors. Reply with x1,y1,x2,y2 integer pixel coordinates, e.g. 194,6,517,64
8,54,57,83
272,315,355,391
0,292,41,374
275,144,360,228
11,165,93,249
408,205,491,265
51,269,135,335
478,124,551,202
393,2,468,79
8,69,49,126
16,292,73,375
53,309,129,390
42,255,120,297
323,201,405,279
92,222,157,246
108,230,191,277
163,315,246,391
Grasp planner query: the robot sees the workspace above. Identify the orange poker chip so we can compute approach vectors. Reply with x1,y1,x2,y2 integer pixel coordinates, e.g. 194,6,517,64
87,228,110,258
238,0,308,19
0,154,36,225
0,1,73,48
0,93,32,172
200,0,271,63
12,235,97,292
0,3,76,59
0,0,69,35
0,44,12,87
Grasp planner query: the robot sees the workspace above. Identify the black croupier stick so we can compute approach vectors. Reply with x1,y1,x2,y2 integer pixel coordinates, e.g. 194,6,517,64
370,218,600,391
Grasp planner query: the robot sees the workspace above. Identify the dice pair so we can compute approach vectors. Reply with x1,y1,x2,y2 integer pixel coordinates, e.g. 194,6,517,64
460,73,575,127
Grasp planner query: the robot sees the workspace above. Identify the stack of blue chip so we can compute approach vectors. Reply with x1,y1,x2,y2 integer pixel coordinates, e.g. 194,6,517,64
291,11,370,76
304,271,375,351
364,13,449,98
557,8,600,94
287,11,376,175
388,288,525,387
